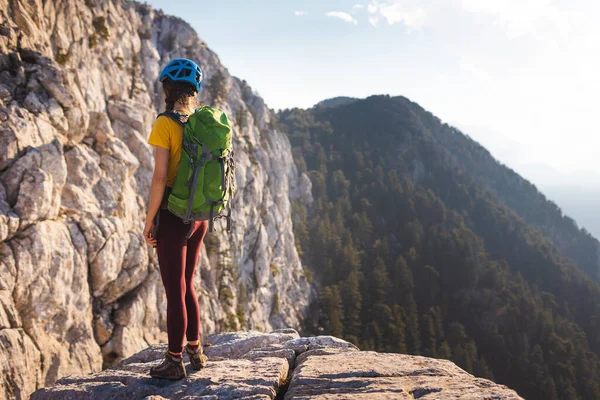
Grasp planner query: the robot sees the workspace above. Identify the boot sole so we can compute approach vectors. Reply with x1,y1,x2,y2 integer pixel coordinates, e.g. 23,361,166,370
150,372,186,380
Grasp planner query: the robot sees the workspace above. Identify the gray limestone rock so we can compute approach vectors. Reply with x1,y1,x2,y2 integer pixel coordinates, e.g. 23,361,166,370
1,0,314,398
284,351,523,400
30,330,523,400
0,328,42,400
203,329,300,360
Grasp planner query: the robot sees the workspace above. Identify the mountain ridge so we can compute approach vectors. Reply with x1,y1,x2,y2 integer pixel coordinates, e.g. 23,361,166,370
317,94,600,280
315,96,359,109
279,93,600,400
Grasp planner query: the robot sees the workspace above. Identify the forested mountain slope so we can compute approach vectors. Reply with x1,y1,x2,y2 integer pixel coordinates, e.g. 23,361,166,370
279,95,600,400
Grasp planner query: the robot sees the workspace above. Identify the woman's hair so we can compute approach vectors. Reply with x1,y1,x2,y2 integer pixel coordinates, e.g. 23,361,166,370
162,78,198,111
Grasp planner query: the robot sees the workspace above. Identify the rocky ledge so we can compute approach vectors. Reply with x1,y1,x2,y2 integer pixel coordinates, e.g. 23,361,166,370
30,329,522,399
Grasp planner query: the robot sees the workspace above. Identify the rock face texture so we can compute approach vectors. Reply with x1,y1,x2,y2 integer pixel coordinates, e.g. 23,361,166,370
0,0,313,398
31,329,523,400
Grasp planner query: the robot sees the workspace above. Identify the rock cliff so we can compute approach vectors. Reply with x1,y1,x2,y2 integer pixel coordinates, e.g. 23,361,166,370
0,0,314,398
31,329,523,399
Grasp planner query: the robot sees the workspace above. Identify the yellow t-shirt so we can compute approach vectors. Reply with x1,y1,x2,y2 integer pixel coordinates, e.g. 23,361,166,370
147,115,185,187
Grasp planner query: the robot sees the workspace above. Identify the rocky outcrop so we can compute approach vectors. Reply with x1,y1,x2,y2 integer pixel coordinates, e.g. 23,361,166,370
0,0,314,398
31,329,523,400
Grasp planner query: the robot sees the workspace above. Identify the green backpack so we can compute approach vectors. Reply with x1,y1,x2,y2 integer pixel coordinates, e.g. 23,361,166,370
159,106,236,235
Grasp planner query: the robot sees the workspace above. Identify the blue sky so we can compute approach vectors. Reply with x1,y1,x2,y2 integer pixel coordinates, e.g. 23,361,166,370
146,0,600,178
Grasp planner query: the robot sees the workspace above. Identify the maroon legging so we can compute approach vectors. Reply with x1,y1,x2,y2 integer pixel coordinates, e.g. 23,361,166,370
156,209,208,354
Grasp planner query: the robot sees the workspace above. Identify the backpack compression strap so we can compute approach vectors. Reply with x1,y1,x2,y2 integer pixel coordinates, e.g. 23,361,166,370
209,152,235,233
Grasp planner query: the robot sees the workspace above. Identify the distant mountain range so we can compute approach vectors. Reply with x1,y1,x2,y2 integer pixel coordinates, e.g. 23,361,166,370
539,184,600,239
457,124,600,239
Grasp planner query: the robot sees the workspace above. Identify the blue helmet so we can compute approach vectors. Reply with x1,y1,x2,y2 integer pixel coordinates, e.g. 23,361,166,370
159,58,203,92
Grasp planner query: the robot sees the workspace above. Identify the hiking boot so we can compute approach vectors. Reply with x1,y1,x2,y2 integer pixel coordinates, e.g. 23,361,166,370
150,352,186,380
185,344,208,370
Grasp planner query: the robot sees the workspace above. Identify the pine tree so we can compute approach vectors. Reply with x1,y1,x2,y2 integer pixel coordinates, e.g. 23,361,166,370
391,304,408,353
437,341,452,359
319,286,344,337
474,355,494,380
421,312,437,357
341,269,363,342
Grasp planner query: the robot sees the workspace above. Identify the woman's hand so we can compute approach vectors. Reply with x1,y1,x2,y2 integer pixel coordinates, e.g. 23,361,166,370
143,217,157,247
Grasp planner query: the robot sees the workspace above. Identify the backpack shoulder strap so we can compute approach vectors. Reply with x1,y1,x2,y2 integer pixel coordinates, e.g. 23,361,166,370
157,111,189,127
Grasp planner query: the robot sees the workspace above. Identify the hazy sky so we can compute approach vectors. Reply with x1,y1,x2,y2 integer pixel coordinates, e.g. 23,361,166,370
146,0,600,175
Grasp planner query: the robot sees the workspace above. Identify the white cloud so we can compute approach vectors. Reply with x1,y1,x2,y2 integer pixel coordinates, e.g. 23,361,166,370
326,11,359,25
353,4,365,9
294,10,307,16
368,1,427,29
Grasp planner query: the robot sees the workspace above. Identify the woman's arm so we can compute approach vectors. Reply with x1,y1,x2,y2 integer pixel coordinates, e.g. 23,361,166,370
143,147,170,246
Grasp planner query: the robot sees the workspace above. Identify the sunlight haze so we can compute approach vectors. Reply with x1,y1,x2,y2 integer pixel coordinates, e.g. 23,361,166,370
146,0,600,176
